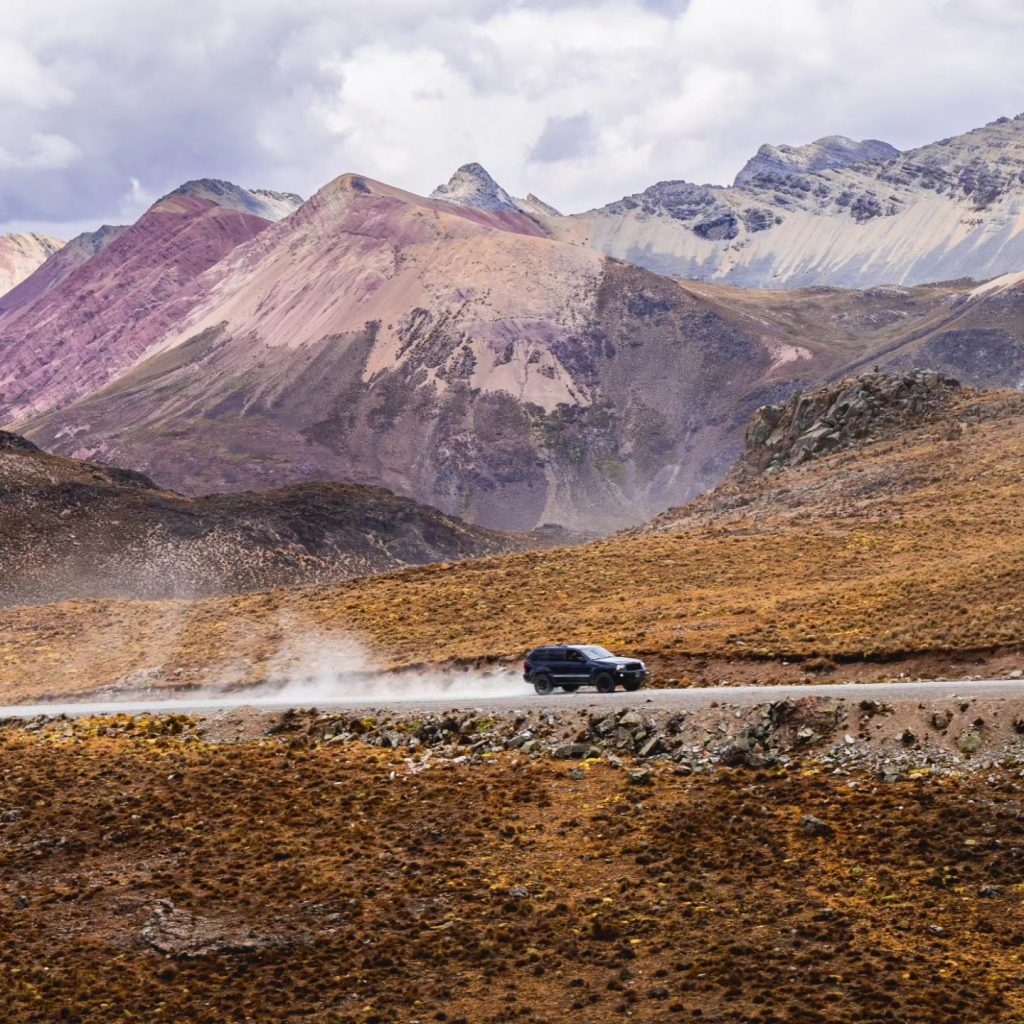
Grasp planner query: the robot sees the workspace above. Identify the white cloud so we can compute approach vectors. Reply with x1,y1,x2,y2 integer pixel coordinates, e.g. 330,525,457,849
1,0,1023,233
0,133,81,170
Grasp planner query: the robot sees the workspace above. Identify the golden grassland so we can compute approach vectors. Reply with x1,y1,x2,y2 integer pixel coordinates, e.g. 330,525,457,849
2,390,1024,701
1,723,1023,1023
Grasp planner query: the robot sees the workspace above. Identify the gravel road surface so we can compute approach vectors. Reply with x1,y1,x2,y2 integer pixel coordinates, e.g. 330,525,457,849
2,678,1023,720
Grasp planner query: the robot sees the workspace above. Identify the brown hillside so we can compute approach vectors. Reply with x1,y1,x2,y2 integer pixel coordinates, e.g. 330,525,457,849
1,375,1023,702
0,431,544,608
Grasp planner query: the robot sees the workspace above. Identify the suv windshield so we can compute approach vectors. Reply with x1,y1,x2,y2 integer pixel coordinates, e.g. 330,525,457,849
576,646,614,660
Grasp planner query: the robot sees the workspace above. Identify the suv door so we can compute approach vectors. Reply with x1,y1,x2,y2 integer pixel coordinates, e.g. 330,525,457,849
545,647,569,681
564,649,590,681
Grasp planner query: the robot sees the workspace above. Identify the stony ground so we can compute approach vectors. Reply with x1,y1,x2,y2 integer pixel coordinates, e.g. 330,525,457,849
1,702,1023,1024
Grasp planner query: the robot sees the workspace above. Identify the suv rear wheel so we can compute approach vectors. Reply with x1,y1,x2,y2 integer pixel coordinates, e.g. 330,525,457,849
594,672,616,693
533,674,555,696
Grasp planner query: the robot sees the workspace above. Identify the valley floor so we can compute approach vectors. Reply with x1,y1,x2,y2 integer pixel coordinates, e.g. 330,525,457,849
1,702,1022,1024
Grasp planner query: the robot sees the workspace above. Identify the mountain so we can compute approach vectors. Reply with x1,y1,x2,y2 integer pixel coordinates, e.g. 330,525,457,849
5,115,1024,534
0,183,284,424
0,232,63,297
430,162,521,212
0,224,127,320
0,429,538,606
431,162,563,219
733,135,900,186
12,172,1024,533
164,178,303,220
545,113,1024,288
5,373,1023,697
14,172,858,533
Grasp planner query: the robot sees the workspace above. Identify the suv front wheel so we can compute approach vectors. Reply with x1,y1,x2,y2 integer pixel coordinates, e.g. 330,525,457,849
533,673,555,696
594,672,616,693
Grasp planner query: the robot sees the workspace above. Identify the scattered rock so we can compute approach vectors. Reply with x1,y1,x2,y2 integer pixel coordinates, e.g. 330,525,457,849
140,900,273,958
956,730,983,755
553,743,589,760
628,768,653,786
801,816,835,839
637,735,662,758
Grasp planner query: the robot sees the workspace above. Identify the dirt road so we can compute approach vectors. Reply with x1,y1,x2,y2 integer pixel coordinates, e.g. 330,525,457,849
2,677,1024,719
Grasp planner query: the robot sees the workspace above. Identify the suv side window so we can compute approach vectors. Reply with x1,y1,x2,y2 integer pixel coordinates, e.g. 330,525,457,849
566,650,585,663
534,648,558,662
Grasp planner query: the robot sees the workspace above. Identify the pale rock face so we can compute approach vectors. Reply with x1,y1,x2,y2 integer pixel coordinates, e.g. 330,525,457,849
550,113,1024,289
431,165,563,220
430,163,520,212
734,135,900,186
516,193,564,218
0,233,64,297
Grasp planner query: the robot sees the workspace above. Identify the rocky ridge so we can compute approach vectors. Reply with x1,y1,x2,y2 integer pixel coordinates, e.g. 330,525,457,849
430,162,521,211
165,179,303,221
544,112,1024,287
734,135,901,186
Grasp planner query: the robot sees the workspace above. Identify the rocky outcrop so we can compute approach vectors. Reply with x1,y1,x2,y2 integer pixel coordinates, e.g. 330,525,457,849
739,371,962,476
430,162,520,212
734,135,899,186
0,430,40,454
432,164,564,220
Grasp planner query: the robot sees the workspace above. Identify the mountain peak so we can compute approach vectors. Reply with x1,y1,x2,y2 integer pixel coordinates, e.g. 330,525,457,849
734,135,900,186
0,232,65,299
163,179,303,221
430,163,519,212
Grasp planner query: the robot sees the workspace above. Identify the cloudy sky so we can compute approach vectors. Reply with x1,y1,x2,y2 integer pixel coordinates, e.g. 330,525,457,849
3,0,1024,237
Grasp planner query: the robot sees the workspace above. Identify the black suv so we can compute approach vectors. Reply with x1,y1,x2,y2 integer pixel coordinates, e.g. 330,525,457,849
523,644,647,695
